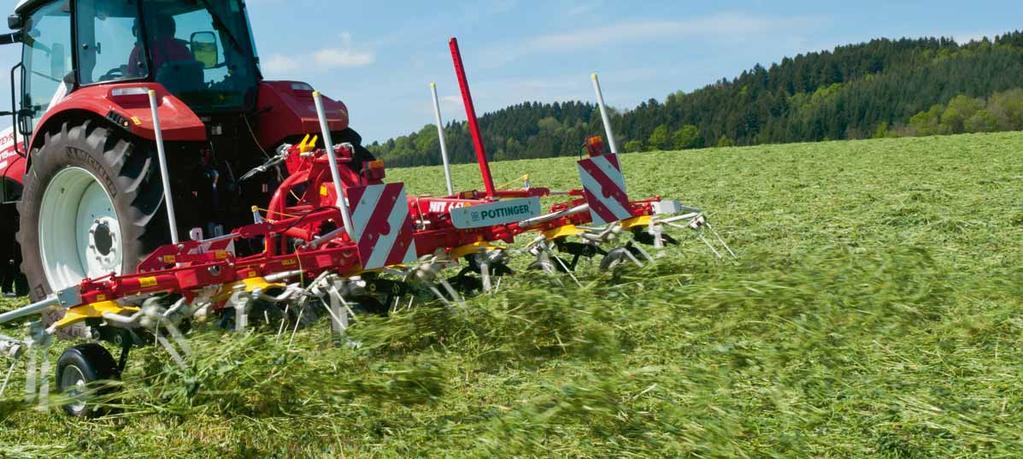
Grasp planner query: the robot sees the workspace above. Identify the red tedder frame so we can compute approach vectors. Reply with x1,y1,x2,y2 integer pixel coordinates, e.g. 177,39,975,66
449,37,497,198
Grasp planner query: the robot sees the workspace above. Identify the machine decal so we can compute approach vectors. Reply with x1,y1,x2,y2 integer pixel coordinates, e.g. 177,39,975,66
449,197,541,229
347,183,418,269
577,153,633,225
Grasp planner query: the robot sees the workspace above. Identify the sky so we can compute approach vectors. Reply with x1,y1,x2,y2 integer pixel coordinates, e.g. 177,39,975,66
1,0,1021,143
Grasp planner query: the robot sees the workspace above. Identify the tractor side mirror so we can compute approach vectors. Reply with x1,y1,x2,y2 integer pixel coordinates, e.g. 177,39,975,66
190,32,220,69
50,43,66,78
8,14,22,30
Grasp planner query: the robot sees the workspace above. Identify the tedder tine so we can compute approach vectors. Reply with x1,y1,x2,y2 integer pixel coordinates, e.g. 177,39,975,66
22,322,51,410
0,357,16,398
37,346,50,412
155,334,187,370
24,340,35,405
706,221,738,258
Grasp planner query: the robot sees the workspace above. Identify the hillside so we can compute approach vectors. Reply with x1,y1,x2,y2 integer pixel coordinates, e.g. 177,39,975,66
369,31,1023,167
3,132,1022,456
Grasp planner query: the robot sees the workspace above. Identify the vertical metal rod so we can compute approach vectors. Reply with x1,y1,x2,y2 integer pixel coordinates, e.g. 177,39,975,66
449,37,496,197
591,73,619,154
147,90,180,244
430,82,455,196
312,91,355,239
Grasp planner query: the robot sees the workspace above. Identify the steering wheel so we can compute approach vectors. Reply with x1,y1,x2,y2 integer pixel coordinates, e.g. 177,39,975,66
98,66,127,82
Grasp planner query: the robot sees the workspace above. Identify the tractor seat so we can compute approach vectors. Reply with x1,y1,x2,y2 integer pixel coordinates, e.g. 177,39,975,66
155,60,205,97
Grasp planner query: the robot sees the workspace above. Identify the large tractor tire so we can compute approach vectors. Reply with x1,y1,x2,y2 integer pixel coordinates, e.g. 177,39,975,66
17,119,166,302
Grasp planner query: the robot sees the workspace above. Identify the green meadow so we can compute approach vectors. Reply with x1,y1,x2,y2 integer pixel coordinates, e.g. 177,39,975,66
2,132,1021,457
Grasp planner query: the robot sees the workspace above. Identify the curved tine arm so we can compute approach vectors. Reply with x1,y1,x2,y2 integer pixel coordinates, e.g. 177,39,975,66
581,231,609,245
250,288,284,304
274,284,306,302
518,204,589,228
102,309,146,325
162,298,188,319
0,334,23,357
657,212,702,225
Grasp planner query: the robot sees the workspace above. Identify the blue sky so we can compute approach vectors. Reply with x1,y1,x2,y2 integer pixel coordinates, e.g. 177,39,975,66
2,0,1021,142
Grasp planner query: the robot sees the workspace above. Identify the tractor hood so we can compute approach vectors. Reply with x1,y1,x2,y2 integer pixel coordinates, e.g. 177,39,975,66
253,81,349,148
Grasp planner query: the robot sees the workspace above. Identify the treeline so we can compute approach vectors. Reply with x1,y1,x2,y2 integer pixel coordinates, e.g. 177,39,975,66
369,101,605,167
895,89,1023,136
369,31,1023,167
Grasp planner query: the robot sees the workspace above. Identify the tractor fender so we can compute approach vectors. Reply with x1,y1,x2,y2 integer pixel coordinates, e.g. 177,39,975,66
254,81,349,148
29,82,207,152
0,127,25,203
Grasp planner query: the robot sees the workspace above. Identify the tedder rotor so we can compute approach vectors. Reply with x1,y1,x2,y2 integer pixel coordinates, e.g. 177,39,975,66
0,0,732,418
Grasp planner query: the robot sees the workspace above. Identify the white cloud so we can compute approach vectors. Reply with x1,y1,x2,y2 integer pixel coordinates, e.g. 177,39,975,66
567,4,596,16
263,33,374,76
440,95,462,108
312,33,375,68
313,48,375,68
483,12,822,65
263,54,298,74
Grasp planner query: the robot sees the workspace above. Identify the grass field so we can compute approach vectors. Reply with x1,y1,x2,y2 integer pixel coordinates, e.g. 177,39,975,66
1,132,1022,458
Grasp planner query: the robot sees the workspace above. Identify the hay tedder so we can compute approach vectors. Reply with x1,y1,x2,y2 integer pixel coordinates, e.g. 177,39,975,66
0,1,730,417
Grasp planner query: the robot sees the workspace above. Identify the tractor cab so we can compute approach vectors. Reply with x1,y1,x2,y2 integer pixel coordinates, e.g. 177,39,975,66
16,0,261,137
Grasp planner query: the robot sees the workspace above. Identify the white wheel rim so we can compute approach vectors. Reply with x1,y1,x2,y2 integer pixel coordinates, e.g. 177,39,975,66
61,364,88,414
39,167,122,291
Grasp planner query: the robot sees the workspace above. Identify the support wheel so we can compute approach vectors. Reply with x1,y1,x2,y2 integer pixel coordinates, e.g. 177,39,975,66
56,343,121,418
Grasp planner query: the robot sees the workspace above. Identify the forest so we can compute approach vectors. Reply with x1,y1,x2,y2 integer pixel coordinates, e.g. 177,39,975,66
368,31,1023,167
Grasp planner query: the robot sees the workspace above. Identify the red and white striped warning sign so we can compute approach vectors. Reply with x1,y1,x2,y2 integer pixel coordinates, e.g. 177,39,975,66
347,183,418,270
577,153,633,225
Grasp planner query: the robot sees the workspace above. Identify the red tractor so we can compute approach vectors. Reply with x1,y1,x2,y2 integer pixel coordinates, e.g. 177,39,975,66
0,0,374,301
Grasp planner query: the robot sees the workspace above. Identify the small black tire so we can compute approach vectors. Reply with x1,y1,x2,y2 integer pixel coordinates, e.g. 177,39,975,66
599,246,644,272
56,343,121,418
18,118,167,303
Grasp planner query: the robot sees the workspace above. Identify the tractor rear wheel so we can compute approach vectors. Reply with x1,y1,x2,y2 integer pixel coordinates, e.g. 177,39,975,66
17,119,166,303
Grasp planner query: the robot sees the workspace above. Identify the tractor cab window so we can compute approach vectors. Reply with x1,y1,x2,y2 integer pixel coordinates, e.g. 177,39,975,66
73,0,259,113
21,1,73,134
75,0,145,85
139,0,260,113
